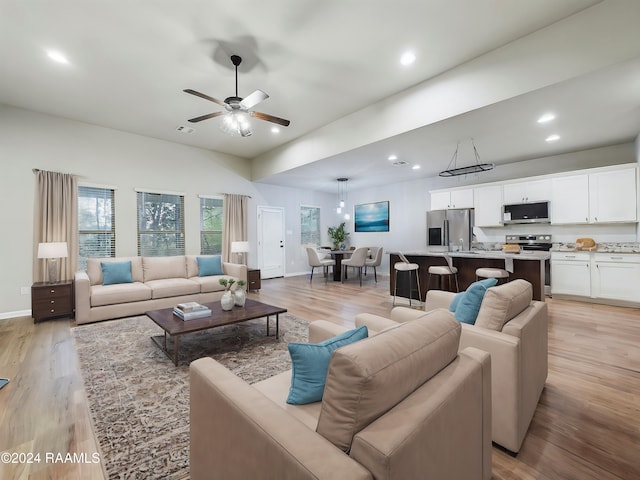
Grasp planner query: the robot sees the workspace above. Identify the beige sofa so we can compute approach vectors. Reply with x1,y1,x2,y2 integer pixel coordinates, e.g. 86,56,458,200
74,255,247,324
190,310,492,480
347,279,547,454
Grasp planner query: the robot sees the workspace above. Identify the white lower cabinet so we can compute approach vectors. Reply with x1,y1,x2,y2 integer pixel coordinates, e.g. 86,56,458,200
591,254,640,302
551,252,591,297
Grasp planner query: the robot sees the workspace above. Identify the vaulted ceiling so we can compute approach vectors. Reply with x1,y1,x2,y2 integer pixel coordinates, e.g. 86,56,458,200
1,1,639,192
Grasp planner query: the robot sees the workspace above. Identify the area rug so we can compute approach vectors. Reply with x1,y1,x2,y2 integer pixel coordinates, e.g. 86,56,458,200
72,313,308,479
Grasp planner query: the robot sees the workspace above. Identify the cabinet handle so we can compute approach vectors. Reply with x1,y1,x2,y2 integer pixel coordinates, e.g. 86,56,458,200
610,257,624,260
594,217,598,222
50,300,55,304
565,255,576,258
50,289,55,293
50,309,55,313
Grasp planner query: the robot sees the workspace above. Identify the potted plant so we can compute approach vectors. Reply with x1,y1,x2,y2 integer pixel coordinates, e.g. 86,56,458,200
218,278,236,310
327,222,350,250
234,279,247,307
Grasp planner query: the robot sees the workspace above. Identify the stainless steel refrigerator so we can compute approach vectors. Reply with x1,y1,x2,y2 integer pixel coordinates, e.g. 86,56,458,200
426,208,474,252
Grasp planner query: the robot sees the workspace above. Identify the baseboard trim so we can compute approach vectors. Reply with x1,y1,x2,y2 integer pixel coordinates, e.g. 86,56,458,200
0,309,32,320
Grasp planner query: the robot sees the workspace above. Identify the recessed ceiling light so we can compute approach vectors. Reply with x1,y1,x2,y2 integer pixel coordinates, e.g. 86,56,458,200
412,165,421,170
400,51,416,66
537,113,556,123
46,49,69,65
270,126,280,134
388,154,398,161
545,134,560,142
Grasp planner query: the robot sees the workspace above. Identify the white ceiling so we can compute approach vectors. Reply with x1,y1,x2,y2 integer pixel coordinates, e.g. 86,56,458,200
1,0,639,193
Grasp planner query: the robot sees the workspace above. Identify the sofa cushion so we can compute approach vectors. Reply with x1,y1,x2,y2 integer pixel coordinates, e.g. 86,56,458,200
189,275,228,293
142,256,187,282
316,311,461,452
90,282,152,307
145,278,200,299
452,278,498,324
197,255,223,276
101,260,133,285
286,326,368,405
475,279,533,331
87,257,143,285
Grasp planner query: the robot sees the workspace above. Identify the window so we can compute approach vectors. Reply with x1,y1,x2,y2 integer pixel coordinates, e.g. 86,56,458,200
137,191,185,256
301,205,321,245
200,196,223,255
78,186,115,270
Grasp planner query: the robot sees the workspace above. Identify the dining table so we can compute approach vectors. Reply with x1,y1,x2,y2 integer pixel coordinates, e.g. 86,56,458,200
328,249,353,281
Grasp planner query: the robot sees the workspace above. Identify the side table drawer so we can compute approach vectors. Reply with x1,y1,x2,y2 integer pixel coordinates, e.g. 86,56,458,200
247,269,261,291
31,281,74,322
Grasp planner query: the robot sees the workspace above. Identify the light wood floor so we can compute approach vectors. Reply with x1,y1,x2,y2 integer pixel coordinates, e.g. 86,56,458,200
0,274,639,479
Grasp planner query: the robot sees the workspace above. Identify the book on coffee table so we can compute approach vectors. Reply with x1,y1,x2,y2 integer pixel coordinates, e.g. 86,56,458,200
173,305,211,320
175,301,206,312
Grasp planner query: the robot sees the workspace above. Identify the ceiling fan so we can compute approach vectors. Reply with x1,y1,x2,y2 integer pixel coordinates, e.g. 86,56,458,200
184,54,290,137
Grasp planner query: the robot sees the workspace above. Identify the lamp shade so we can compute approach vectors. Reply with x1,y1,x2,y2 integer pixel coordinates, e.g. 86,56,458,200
231,241,250,253
37,242,68,259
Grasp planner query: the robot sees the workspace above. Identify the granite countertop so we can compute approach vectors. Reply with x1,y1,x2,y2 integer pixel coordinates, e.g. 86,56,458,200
552,242,640,254
391,250,551,261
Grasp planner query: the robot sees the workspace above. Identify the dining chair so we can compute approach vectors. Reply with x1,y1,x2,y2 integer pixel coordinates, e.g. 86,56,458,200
341,246,369,286
306,247,336,283
364,247,383,282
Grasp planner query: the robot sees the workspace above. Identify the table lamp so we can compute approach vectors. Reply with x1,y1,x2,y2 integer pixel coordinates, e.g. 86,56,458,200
231,241,249,265
37,242,68,283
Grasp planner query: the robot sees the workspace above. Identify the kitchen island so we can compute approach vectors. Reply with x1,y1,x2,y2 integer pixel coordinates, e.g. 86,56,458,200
390,250,550,302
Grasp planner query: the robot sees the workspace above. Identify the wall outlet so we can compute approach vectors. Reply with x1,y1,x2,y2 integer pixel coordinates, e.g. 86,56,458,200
20,286,30,295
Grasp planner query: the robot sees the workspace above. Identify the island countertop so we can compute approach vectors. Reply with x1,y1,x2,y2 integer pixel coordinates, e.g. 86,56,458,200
389,249,550,261
388,250,549,301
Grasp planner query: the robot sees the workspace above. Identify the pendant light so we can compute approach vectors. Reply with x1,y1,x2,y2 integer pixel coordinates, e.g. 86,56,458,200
336,178,350,220
439,139,494,177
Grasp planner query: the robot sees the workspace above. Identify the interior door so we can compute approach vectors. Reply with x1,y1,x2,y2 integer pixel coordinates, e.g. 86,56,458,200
257,206,285,279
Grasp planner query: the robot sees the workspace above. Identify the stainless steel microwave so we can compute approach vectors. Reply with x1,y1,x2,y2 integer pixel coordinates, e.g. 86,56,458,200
503,201,550,224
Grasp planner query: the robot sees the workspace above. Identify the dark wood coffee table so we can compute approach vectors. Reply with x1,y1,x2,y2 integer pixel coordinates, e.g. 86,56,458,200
146,298,287,366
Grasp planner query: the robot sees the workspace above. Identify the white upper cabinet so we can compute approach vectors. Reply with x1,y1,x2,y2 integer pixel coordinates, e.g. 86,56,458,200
551,167,637,224
589,168,637,223
503,179,551,204
430,188,474,210
551,174,590,224
474,185,503,227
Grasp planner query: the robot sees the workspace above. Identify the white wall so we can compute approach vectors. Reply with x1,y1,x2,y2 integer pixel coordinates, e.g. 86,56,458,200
1,104,637,317
0,105,336,317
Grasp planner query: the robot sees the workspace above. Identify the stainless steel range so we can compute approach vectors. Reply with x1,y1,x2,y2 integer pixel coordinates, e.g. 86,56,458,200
506,234,552,295
505,234,552,251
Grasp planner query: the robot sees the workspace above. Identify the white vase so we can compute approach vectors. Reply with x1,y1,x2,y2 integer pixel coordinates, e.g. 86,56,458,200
234,288,246,307
221,290,234,311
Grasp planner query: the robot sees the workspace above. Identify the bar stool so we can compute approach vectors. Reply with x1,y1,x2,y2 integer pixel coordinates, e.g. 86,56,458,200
475,267,509,284
427,254,459,292
393,252,421,306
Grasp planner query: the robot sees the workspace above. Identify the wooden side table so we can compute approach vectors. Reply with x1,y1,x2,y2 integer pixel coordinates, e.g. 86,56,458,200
31,280,74,322
247,269,261,292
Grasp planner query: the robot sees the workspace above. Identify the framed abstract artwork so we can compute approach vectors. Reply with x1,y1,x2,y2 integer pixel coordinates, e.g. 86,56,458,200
354,201,389,232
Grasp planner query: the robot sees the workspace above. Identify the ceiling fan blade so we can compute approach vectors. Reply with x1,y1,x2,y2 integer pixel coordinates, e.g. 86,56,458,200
251,111,291,127
240,89,269,110
187,111,224,123
183,89,226,107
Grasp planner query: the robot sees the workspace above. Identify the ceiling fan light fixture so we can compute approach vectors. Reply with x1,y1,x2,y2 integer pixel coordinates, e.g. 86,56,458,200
219,111,253,137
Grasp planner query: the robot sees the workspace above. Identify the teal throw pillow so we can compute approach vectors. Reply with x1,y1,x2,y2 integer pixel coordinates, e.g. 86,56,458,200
453,278,498,324
449,292,464,312
101,261,133,285
287,325,369,405
197,256,223,276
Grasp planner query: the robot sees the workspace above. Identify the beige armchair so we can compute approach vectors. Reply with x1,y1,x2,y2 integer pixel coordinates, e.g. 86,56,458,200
352,279,548,454
191,310,493,480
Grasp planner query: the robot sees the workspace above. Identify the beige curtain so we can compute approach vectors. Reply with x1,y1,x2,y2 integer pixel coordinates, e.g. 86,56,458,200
222,194,248,263
33,170,78,282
